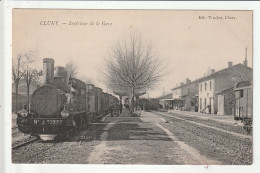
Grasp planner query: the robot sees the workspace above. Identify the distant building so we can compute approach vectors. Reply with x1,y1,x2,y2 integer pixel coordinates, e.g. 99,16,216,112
12,79,39,111
12,78,39,95
12,93,29,112
170,78,199,111
157,93,172,109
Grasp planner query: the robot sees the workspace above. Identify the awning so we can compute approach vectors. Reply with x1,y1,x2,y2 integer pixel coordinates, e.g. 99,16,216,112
163,98,185,102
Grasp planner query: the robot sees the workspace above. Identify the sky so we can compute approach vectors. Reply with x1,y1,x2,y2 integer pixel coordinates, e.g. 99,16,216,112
13,9,252,98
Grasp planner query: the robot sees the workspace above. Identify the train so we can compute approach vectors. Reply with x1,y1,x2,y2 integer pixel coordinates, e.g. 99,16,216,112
16,58,119,141
233,81,253,133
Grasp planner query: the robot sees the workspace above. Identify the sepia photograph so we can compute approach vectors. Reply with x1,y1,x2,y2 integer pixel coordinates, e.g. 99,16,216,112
11,9,253,165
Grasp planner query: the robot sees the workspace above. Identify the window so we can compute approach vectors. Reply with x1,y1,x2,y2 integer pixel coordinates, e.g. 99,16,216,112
81,89,85,95
240,90,244,97
210,81,212,90
204,98,207,109
200,98,202,110
205,82,207,90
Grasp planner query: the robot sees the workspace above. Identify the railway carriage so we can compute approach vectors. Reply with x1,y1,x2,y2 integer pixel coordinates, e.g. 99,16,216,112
233,81,253,133
95,87,104,119
103,92,110,115
86,84,98,122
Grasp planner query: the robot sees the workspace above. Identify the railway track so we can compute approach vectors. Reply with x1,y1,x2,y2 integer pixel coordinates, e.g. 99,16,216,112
154,112,252,140
12,136,39,150
12,126,18,129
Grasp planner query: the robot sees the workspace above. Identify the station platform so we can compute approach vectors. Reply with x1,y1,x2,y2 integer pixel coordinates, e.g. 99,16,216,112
167,110,243,126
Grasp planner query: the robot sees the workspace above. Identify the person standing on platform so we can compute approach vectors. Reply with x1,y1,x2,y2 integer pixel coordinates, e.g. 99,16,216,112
119,104,123,114
110,105,114,118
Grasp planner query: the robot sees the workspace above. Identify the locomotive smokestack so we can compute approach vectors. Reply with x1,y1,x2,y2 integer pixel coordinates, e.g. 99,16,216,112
43,58,54,85
228,61,233,68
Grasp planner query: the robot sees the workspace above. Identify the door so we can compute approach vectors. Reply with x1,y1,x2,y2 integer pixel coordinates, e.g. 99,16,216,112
217,95,224,115
235,98,240,118
210,98,214,114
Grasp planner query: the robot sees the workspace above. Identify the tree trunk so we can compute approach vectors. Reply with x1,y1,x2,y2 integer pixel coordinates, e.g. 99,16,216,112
15,82,19,112
119,95,122,107
136,95,140,107
27,83,30,110
130,87,135,113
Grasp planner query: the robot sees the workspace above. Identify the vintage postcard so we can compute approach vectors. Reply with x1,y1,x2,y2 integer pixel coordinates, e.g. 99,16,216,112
11,9,253,165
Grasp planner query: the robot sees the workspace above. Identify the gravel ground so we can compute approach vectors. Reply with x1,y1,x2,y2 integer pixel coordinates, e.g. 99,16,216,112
12,113,194,164
153,112,252,165
166,112,252,135
12,110,252,165
12,141,56,163
12,124,106,164
12,127,34,148
103,122,183,164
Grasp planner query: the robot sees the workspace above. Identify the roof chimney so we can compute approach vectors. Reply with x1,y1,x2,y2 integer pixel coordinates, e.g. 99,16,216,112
43,58,54,85
180,82,184,86
243,47,248,67
211,69,215,74
186,78,191,84
228,61,233,68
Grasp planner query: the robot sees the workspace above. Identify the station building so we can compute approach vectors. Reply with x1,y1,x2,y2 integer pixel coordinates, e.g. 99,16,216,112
198,62,252,115
159,51,253,116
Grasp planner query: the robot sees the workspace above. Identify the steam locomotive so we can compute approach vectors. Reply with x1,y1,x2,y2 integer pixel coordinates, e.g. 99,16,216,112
16,58,119,141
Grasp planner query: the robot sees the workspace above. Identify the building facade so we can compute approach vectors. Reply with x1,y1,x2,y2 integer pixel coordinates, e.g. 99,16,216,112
170,78,199,111
198,63,252,115
198,79,215,113
158,93,172,109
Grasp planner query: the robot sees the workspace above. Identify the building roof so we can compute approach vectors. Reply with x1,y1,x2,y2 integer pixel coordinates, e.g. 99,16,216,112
181,93,196,99
171,63,252,91
215,86,234,94
234,81,252,91
171,78,200,91
157,93,172,99
198,63,252,83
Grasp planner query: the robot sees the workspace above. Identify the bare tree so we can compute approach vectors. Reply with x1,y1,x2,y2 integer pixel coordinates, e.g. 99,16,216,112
12,53,25,112
102,33,164,112
22,52,41,108
65,61,78,78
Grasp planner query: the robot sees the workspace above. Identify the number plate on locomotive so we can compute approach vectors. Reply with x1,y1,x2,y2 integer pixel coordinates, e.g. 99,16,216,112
33,119,63,125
